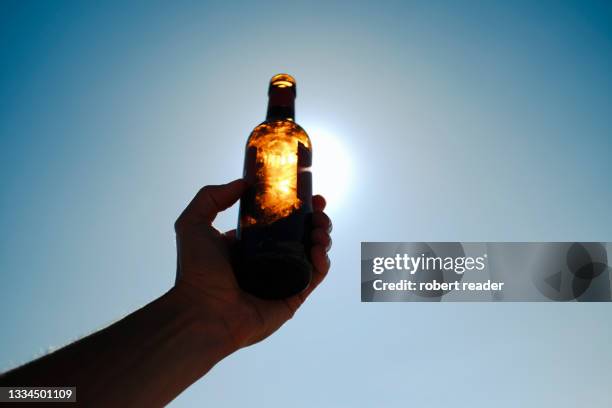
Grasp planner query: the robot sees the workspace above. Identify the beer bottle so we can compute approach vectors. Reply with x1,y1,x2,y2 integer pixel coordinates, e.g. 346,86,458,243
235,74,313,299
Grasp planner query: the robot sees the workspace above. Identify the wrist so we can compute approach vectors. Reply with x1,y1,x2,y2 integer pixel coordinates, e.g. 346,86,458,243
160,287,239,359
169,282,261,351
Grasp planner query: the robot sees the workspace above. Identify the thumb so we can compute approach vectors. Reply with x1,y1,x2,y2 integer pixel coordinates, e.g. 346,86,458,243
175,179,246,230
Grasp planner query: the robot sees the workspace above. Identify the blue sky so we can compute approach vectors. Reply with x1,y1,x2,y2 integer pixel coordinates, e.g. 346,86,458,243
1,1,611,406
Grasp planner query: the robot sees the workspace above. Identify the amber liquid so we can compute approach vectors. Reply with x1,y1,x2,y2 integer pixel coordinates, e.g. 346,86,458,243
236,117,313,299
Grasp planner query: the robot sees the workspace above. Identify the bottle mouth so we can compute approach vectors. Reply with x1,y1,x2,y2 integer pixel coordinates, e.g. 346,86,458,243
269,73,296,96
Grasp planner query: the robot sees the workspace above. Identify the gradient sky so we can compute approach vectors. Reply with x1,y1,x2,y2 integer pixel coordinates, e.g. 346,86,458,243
1,1,612,407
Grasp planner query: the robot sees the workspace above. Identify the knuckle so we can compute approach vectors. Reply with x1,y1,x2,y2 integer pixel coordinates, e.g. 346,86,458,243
174,213,191,233
194,185,216,205
197,185,220,210
319,212,331,225
200,185,213,193
197,185,213,199
174,218,184,233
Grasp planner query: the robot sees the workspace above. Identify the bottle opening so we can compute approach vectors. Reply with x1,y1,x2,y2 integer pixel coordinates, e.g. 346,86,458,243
269,73,296,96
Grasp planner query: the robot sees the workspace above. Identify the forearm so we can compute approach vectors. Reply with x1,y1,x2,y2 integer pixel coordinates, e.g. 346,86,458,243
0,289,235,407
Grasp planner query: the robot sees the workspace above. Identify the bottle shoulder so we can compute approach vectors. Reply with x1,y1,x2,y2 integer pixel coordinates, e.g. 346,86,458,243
247,120,311,149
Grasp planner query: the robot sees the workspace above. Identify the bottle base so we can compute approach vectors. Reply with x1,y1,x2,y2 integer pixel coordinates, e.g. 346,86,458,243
235,253,312,300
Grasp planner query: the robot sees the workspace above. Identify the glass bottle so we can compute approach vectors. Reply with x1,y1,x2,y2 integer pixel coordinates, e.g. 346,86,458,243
235,74,313,299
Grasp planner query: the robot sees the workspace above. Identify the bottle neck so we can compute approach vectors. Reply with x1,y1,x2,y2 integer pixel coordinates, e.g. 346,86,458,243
266,88,295,121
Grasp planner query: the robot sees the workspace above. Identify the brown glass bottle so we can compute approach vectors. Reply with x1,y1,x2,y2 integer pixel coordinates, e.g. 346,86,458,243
235,74,313,299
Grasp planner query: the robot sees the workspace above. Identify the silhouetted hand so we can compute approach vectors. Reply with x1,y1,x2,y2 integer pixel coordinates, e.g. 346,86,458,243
0,178,330,406
173,179,332,349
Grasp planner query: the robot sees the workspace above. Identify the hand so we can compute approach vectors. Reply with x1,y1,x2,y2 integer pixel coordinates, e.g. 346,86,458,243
172,179,332,350
0,178,329,405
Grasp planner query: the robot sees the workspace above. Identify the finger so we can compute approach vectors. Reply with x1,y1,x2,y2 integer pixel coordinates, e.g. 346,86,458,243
299,244,330,302
312,211,332,233
313,195,326,211
175,179,246,231
311,228,331,251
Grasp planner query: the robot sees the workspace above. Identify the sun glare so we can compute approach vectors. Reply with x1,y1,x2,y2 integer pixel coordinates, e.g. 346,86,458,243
310,126,352,212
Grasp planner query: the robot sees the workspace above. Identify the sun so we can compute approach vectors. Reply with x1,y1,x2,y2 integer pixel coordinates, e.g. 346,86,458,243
309,126,352,213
